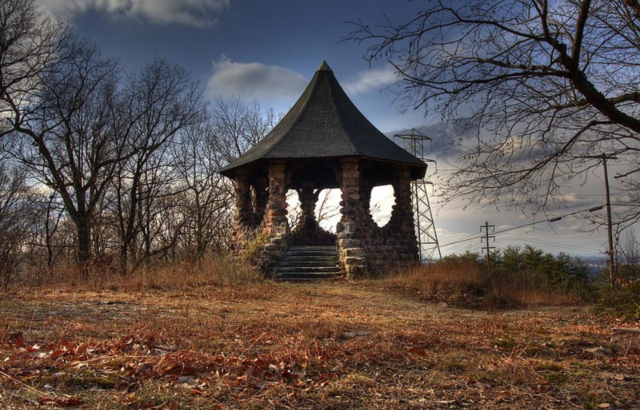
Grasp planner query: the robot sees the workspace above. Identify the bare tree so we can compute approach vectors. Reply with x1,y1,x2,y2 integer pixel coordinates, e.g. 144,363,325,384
618,229,640,281
0,0,69,140
109,59,205,274
0,164,37,290
348,0,640,218
14,37,123,270
168,99,279,258
173,121,235,258
211,98,278,166
27,192,67,277
316,190,341,228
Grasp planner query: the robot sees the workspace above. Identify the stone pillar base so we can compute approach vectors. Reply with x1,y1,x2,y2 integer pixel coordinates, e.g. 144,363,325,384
337,220,367,279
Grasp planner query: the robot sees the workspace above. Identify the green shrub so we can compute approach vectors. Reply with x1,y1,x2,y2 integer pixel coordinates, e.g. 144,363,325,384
381,244,592,308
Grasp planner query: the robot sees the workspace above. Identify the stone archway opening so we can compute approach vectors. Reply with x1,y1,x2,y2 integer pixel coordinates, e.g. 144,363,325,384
285,188,341,234
287,164,339,246
249,176,269,227
316,188,341,233
360,166,397,230
369,185,394,228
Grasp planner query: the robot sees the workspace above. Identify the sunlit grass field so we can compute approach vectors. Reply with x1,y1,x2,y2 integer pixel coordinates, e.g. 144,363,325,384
1,258,638,409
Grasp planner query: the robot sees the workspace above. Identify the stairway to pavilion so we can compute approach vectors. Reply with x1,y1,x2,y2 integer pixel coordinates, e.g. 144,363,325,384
273,246,340,281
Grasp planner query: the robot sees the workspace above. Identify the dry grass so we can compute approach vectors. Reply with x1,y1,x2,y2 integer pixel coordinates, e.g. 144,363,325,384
0,260,639,409
379,262,579,308
26,254,263,293
114,255,264,292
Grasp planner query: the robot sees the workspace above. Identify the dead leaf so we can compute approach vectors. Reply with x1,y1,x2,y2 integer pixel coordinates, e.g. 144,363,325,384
38,396,84,407
408,347,427,357
75,343,88,356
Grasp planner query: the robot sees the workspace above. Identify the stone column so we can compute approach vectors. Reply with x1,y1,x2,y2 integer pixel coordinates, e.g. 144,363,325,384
265,160,289,236
254,176,269,226
389,166,419,261
337,157,367,278
359,178,372,223
298,181,318,229
234,169,254,230
339,158,361,225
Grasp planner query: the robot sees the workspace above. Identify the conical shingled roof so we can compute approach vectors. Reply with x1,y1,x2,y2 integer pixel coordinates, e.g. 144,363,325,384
219,61,426,178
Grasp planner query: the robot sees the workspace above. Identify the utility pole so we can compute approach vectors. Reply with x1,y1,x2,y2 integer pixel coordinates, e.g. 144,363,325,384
481,221,495,270
585,154,617,289
603,155,616,290
394,129,442,262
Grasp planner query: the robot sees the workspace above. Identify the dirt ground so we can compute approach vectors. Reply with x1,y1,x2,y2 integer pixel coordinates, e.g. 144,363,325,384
0,281,638,409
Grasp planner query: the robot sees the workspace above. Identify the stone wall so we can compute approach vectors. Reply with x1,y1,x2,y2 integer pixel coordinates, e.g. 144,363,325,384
336,158,368,279
336,158,419,278
381,165,420,262
232,160,291,274
232,157,419,278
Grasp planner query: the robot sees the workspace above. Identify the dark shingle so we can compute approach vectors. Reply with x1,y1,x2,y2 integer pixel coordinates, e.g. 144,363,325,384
219,61,426,177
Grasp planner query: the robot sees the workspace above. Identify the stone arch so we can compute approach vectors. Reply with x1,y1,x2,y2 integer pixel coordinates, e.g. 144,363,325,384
249,174,269,227
360,165,396,229
288,163,339,188
315,188,341,232
335,160,421,277
369,185,394,228
287,163,339,246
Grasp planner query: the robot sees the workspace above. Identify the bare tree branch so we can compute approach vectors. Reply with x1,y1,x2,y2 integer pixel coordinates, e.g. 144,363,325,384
347,0,640,225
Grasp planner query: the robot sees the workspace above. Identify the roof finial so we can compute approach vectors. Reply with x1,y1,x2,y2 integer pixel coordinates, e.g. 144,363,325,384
317,60,333,72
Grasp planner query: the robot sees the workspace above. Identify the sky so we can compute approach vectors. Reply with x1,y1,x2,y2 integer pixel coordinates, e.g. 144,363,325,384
34,0,625,261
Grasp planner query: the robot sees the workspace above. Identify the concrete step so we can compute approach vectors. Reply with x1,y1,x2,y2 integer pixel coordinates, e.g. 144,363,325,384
280,255,337,263
288,246,336,252
273,272,337,281
273,246,340,281
276,260,338,267
284,251,337,258
275,266,339,273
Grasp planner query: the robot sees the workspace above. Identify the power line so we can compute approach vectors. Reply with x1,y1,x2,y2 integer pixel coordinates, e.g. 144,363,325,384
440,232,484,248
440,204,605,248
499,233,603,255
441,235,484,248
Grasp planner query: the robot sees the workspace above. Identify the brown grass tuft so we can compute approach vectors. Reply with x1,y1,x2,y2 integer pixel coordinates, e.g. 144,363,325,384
16,253,264,294
378,261,580,308
118,254,264,292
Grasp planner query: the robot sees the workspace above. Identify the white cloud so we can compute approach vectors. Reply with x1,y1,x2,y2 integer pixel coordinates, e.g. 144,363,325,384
206,56,307,102
38,0,229,27
343,66,398,96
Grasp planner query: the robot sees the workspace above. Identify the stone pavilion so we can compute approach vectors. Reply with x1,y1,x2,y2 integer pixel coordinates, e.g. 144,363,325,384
219,61,427,278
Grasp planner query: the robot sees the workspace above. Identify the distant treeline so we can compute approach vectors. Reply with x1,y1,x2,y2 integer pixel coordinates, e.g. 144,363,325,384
441,245,592,299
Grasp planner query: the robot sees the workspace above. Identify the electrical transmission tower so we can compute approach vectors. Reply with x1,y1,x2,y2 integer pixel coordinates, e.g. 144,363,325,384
395,129,442,262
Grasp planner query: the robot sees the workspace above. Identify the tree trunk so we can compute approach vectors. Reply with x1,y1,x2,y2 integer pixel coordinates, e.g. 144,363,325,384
76,216,92,279
120,245,129,276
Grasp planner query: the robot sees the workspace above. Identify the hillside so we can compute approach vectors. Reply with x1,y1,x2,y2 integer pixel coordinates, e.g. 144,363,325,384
1,282,638,409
